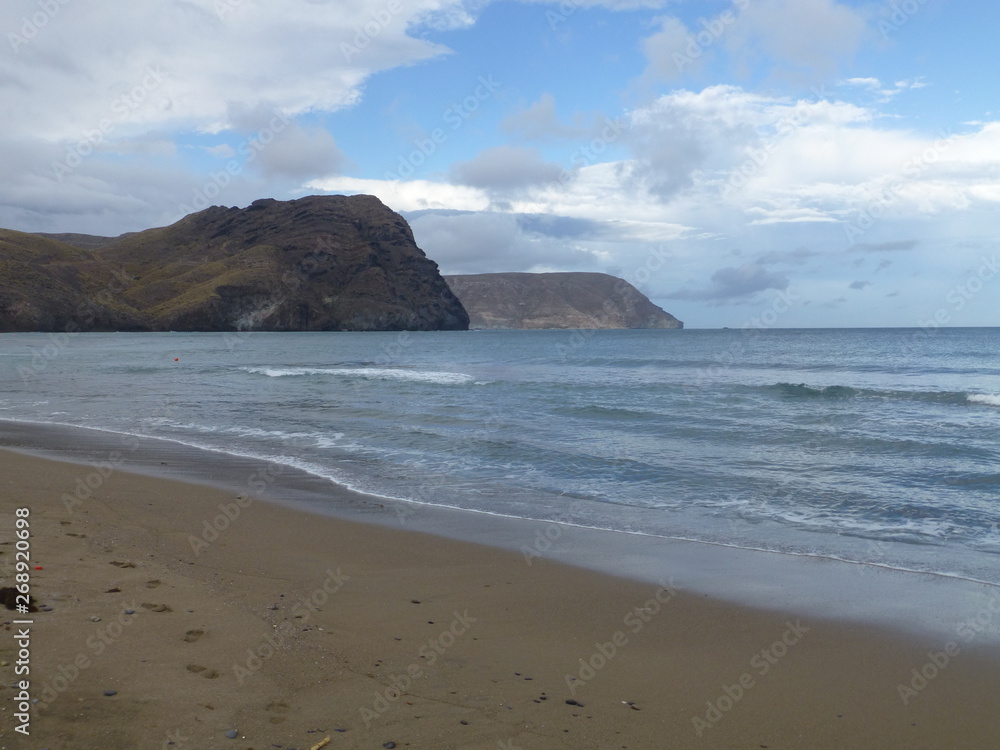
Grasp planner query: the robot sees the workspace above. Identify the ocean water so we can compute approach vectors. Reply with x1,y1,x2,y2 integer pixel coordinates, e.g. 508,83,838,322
2,327,999,584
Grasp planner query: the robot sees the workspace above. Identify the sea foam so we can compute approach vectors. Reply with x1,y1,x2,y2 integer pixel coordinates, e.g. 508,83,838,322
242,366,478,385
968,393,1000,407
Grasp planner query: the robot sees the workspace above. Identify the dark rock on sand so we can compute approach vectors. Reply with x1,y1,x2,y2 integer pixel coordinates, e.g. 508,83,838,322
0,587,38,612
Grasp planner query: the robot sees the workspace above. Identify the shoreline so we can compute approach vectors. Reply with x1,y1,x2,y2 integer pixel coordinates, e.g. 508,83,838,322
1,445,1000,746
2,417,1000,643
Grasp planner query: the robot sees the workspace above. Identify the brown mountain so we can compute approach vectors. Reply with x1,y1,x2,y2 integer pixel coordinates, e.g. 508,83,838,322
0,195,468,332
444,272,683,330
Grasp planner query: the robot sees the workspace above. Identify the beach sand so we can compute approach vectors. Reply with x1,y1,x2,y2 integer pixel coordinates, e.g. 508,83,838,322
1,448,999,749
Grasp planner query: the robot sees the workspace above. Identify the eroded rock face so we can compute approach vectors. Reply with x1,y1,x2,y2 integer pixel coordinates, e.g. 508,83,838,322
444,272,683,330
0,195,469,332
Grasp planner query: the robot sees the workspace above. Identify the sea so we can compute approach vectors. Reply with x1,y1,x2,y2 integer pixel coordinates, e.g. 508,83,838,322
2,327,999,591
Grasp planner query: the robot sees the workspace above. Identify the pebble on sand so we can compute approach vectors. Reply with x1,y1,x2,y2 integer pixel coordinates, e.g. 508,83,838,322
103,690,117,697
224,729,238,739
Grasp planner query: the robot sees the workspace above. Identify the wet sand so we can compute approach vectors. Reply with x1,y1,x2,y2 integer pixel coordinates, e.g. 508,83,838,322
1,448,999,749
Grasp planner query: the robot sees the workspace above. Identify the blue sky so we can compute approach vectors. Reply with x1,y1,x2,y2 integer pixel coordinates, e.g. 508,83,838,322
2,0,998,327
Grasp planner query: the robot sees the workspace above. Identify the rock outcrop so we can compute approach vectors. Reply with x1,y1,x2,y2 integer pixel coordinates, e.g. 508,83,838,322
0,195,468,332
444,272,682,330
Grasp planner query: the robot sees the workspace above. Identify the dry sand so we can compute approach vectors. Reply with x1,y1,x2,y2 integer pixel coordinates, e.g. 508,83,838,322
1,448,999,749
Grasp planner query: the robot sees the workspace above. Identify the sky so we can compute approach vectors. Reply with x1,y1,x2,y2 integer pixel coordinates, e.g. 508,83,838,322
1,0,997,328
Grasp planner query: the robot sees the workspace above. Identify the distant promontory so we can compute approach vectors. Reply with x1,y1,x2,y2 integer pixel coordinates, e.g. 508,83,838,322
444,272,683,330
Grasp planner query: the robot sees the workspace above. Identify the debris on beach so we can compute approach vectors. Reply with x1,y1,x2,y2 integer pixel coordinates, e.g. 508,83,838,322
0,587,38,612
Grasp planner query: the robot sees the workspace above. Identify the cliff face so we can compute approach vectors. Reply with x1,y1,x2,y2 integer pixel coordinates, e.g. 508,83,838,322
444,272,683,330
0,195,468,332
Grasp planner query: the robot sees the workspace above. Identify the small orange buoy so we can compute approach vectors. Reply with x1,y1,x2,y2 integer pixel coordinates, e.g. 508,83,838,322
174,358,179,362
34,566,43,570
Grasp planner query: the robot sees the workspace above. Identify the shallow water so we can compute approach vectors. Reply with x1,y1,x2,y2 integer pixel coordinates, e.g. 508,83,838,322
2,327,999,585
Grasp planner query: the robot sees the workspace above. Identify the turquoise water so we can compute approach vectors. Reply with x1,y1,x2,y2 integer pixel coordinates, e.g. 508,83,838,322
2,327,999,582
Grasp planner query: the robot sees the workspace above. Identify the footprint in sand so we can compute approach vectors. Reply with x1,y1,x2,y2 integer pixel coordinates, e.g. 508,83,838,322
141,603,173,613
186,664,220,679
266,701,290,724
110,561,136,568
183,629,205,643
145,579,162,589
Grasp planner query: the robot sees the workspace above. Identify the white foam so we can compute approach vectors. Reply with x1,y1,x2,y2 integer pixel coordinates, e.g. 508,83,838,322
242,366,480,385
968,393,1000,407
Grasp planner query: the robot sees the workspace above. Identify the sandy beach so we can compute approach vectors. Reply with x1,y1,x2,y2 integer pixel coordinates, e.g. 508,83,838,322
1,447,999,750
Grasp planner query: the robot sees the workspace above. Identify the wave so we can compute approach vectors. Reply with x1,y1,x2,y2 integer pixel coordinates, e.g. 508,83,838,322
772,383,860,399
968,394,1000,407
242,366,481,385
552,405,657,420
767,383,1000,407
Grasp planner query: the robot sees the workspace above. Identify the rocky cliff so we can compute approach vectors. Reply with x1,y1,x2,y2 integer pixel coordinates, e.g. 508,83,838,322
0,195,468,332
444,272,682,330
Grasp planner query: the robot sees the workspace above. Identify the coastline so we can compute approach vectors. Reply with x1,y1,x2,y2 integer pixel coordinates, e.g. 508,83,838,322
3,418,999,641
2,441,1000,747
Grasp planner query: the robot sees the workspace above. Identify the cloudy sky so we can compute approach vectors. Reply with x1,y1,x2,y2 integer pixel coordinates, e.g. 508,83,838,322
2,0,997,327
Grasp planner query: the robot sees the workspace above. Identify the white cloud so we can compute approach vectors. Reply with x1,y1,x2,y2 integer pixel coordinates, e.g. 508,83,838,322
0,0,481,231
843,77,882,89
1,0,465,141
746,206,839,225
307,177,489,213
837,76,930,103
325,84,1000,250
